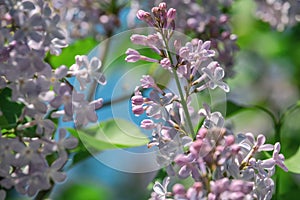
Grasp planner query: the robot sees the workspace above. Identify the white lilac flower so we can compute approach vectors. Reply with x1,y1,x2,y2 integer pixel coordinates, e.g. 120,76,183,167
14,140,45,167
15,172,51,197
198,103,224,128
50,83,73,121
179,40,215,69
72,92,103,127
152,177,170,200
201,62,230,92
146,90,175,120
70,55,106,90
272,142,288,172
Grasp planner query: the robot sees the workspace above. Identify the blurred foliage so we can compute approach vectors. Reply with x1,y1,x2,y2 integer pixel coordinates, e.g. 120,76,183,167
68,118,149,151
55,182,112,200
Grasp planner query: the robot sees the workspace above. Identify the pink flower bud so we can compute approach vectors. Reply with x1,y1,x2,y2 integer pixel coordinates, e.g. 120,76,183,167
130,34,148,46
159,2,167,10
136,10,148,20
132,105,144,115
151,7,159,15
160,58,171,69
167,8,176,21
197,127,207,139
225,135,235,146
125,48,141,62
136,10,154,26
131,95,144,105
173,184,186,195
140,119,155,129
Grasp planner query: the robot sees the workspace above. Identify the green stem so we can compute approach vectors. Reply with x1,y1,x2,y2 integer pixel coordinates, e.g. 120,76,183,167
160,31,195,138
172,68,195,137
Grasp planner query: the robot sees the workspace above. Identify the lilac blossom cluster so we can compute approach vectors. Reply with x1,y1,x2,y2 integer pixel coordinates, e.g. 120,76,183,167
137,0,238,77
125,2,288,200
0,1,106,198
151,129,288,200
254,0,300,31
51,0,125,41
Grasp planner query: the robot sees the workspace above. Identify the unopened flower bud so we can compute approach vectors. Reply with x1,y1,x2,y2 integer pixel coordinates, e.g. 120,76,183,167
131,95,144,105
197,127,207,139
173,184,185,195
132,105,144,115
125,48,141,62
167,8,176,21
140,119,155,129
160,58,171,69
136,10,154,26
225,135,235,146
159,2,167,10
130,34,148,46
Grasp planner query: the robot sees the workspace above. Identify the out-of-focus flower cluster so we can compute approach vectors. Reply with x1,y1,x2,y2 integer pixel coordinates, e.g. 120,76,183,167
0,1,106,198
254,0,300,31
132,0,238,77
126,2,288,200
51,0,127,41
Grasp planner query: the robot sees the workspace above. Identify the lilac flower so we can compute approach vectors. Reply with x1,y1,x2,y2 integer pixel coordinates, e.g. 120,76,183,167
172,184,186,199
146,90,175,120
136,10,154,26
151,177,170,200
125,48,141,62
140,75,157,89
132,105,145,116
140,119,156,129
131,94,144,106
125,48,159,63
15,172,51,197
198,103,224,128
201,62,230,92
272,142,288,172
72,92,103,127
70,55,106,90
179,40,215,67
186,182,204,200
160,58,171,70
56,129,78,155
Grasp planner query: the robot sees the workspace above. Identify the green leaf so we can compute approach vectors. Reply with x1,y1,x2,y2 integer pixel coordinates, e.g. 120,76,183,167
225,101,246,117
68,118,149,151
55,182,112,200
46,37,98,68
285,145,300,174
0,88,23,130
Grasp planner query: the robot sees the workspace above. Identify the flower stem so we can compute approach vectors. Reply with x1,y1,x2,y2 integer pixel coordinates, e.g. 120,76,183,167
172,68,195,137
159,31,195,138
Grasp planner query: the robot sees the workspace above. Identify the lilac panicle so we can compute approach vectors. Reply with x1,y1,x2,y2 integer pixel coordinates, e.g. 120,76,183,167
126,2,288,200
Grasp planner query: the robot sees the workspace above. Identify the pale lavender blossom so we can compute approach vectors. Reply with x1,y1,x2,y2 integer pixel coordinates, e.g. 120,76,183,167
198,103,224,128
151,177,170,200
70,55,106,90
201,63,230,92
